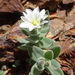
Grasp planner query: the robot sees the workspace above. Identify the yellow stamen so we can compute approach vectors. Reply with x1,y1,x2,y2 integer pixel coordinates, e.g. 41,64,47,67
31,20,39,25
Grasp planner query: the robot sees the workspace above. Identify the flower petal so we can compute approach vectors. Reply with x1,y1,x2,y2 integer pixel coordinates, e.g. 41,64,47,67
40,9,45,16
26,9,32,15
19,22,26,28
33,7,39,15
36,25,41,28
22,12,33,22
43,15,48,20
21,16,26,22
38,9,46,21
19,22,36,31
41,20,48,25
21,15,32,22
32,7,40,19
25,9,34,20
23,12,27,17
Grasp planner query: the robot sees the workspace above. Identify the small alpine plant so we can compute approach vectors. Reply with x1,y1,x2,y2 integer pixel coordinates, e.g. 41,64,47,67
18,7,64,75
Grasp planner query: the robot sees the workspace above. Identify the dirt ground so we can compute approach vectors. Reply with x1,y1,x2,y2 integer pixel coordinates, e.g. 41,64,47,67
0,0,75,75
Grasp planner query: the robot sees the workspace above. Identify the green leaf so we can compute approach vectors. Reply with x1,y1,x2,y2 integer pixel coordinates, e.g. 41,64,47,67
47,67,64,75
44,10,49,28
38,10,49,38
31,52,37,61
45,10,49,19
39,27,49,37
29,64,43,75
18,44,27,50
39,37,55,49
21,28,30,36
29,29,40,36
0,70,8,75
51,46,61,58
27,48,33,58
26,36,39,43
18,38,29,44
31,46,44,61
36,57,45,71
44,50,54,60
47,59,60,71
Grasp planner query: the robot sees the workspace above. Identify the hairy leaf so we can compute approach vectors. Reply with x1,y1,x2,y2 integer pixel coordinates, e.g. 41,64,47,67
51,46,61,58
29,64,43,75
39,37,55,49
18,38,29,44
31,46,44,61
47,59,61,71
44,50,54,60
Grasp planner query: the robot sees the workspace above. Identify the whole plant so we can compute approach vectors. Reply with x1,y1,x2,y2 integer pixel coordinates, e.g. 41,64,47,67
17,7,64,75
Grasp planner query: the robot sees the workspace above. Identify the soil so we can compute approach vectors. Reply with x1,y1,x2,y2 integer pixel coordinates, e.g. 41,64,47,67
0,0,75,75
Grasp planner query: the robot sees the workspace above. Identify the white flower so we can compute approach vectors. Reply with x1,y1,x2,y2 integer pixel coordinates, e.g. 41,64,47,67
20,7,48,31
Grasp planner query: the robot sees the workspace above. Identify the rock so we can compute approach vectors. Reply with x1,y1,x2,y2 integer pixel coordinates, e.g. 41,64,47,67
23,0,59,11
0,51,14,63
23,1,37,9
0,0,24,13
62,0,75,4
68,5,75,16
64,14,75,30
0,0,24,25
0,12,22,25
47,19,64,38
0,25,11,34
0,22,25,49
65,14,75,23
23,0,49,9
57,10,66,19
0,22,26,64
